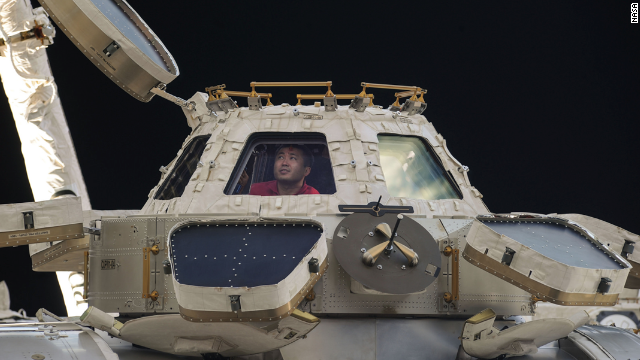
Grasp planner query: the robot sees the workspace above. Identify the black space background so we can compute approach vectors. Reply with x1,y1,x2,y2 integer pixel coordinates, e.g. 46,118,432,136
0,1,638,316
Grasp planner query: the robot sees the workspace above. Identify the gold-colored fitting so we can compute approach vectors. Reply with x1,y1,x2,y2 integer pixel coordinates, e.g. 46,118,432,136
443,245,453,257
531,295,546,303
326,84,335,97
417,90,427,103
251,82,332,102
409,89,420,101
295,93,374,106
205,84,226,101
304,289,316,301
150,290,159,302
443,292,453,303
361,82,419,91
358,84,368,98
150,244,159,255
83,251,89,300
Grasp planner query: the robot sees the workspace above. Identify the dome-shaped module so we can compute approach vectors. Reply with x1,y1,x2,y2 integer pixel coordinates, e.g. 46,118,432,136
168,219,328,322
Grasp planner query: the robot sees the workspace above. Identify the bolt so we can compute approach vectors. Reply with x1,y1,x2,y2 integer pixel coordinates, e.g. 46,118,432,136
361,248,366,253
368,232,374,237
377,265,382,270
401,265,406,270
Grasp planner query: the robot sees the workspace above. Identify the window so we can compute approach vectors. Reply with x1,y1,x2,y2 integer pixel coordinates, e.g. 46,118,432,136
155,136,209,200
378,134,461,200
225,133,336,196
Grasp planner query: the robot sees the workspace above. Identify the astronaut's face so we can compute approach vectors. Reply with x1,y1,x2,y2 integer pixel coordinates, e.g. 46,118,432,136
274,147,310,184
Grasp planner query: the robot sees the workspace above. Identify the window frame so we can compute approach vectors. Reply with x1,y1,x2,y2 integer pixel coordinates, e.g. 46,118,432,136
224,132,335,196
377,133,463,200
154,135,210,200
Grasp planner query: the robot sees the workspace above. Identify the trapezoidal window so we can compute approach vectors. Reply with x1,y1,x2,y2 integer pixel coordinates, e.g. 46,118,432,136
225,133,336,196
154,135,209,200
378,134,461,200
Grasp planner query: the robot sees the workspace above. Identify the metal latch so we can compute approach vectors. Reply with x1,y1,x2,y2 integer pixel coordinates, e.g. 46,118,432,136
162,259,172,274
103,40,120,57
23,211,34,229
230,295,241,312
308,258,319,273
83,227,100,235
598,277,612,294
623,240,635,258
501,247,516,266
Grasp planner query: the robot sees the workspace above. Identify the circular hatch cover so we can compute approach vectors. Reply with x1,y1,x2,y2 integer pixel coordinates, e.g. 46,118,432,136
39,0,179,101
333,213,441,294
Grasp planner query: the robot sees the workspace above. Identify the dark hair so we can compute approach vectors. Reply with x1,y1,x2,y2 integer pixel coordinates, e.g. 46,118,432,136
275,144,314,168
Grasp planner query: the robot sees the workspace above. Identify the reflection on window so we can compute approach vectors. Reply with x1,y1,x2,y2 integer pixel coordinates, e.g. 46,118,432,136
155,136,209,200
378,135,460,200
225,133,336,196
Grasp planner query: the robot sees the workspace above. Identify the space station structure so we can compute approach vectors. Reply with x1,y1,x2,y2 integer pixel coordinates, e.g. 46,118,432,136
1,0,640,359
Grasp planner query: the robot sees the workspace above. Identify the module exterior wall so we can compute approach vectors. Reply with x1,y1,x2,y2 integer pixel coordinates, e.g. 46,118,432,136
87,214,534,318
438,219,532,316
89,216,178,314
309,214,446,315
308,217,529,316
141,104,489,218
314,232,440,315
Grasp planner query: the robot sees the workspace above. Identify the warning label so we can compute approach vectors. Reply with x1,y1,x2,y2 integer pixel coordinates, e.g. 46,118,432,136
9,230,50,239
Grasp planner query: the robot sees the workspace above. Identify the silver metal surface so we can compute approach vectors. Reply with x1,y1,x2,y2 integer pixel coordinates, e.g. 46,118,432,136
323,96,336,111
563,325,640,360
280,319,376,360
89,216,178,314
376,318,463,359
95,329,200,359
400,99,427,116
282,318,577,360
438,219,532,316
0,326,113,359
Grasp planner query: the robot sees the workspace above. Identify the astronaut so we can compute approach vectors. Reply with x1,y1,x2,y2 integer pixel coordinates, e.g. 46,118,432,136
248,144,319,196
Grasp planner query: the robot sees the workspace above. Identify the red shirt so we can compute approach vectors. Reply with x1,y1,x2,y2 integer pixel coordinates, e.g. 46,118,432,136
249,180,319,196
